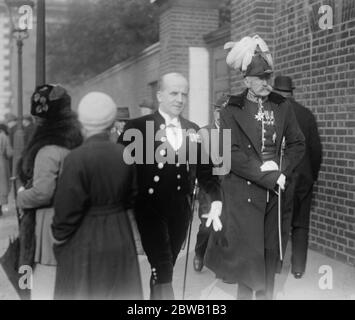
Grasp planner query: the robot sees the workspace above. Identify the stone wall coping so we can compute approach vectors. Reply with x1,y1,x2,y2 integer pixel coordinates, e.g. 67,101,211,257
80,42,160,87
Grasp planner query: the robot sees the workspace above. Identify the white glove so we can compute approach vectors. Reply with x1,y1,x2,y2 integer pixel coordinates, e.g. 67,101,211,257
260,160,279,172
277,174,286,191
17,186,25,193
202,201,223,232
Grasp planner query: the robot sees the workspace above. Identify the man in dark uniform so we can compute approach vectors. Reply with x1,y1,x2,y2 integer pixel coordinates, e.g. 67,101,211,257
205,35,305,300
273,76,322,279
193,94,228,272
118,72,222,300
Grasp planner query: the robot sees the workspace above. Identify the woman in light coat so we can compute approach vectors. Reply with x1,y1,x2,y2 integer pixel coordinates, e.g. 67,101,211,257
17,84,83,299
0,124,13,217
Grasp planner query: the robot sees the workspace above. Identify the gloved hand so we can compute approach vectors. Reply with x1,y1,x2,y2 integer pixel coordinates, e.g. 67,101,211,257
277,174,286,190
17,186,25,193
260,160,279,172
202,201,223,231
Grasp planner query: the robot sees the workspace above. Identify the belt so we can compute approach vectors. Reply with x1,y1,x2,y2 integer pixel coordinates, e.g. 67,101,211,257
261,151,277,162
87,204,125,217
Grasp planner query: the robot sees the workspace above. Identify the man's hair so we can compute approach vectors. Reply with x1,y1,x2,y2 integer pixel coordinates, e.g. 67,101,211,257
158,72,187,91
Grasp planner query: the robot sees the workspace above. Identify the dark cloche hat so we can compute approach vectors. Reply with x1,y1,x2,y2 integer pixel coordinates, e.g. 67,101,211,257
273,76,296,92
31,84,71,119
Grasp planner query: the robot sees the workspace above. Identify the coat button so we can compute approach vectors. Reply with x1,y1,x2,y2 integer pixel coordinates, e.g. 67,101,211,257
247,181,251,185
160,124,166,130
160,149,166,156
176,163,180,167
177,174,181,179
148,188,154,195
154,176,160,182
248,145,251,149
161,137,167,142
177,186,181,191
158,163,164,169
248,198,251,203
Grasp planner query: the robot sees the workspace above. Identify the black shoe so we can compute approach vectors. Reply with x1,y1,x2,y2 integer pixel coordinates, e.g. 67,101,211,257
293,272,303,279
193,255,204,272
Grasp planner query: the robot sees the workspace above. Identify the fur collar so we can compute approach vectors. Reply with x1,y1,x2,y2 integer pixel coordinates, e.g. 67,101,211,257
18,113,83,184
228,89,286,109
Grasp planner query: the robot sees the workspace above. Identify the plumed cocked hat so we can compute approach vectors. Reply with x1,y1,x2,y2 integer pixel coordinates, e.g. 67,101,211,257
224,35,273,77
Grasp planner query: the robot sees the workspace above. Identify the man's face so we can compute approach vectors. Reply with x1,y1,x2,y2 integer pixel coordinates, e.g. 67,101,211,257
245,75,273,97
115,120,126,132
157,75,189,118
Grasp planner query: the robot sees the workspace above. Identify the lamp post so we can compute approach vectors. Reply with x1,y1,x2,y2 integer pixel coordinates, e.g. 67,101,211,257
4,0,34,178
36,0,45,86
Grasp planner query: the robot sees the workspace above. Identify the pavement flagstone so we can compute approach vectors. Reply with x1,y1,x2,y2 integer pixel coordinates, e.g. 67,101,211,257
1,204,355,300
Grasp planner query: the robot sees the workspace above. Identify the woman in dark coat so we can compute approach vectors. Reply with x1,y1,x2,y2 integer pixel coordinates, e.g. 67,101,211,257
51,92,143,300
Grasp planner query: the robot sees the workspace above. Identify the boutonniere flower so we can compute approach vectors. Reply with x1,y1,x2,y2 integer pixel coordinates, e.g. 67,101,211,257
188,132,201,143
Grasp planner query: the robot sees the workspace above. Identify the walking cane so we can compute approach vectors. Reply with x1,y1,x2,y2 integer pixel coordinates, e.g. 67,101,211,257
10,176,21,227
278,137,286,261
182,178,198,300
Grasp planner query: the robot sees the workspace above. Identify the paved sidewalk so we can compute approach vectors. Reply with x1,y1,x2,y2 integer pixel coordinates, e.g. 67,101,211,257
139,216,355,300
0,204,20,300
1,206,355,300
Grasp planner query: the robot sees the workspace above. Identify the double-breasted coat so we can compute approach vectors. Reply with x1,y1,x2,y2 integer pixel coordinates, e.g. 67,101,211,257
205,90,305,292
118,111,221,284
52,133,143,300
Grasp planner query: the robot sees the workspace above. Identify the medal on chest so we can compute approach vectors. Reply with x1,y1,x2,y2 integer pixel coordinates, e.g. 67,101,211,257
255,98,276,152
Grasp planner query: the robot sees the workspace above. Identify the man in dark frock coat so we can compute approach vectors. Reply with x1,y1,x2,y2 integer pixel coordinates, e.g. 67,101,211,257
118,73,222,300
273,76,322,279
52,92,143,300
205,35,305,300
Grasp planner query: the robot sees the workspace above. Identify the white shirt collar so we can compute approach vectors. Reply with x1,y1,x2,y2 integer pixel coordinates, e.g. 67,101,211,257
159,109,181,127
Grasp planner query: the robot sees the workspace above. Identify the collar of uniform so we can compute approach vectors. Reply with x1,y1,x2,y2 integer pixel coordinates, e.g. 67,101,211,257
228,89,286,109
158,109,181,128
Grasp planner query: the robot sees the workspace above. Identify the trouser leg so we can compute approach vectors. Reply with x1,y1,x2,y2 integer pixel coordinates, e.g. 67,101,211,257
291,227,309,274
194,219,210,258
291,181,313,274
135,202,189,300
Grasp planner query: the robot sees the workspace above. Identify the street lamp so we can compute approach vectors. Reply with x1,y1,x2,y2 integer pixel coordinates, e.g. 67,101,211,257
4,0,34,177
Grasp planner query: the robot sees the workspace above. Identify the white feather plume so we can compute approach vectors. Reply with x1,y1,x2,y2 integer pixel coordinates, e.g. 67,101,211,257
225,34,274,71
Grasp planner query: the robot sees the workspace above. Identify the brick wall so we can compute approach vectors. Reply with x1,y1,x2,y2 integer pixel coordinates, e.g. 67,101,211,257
229,0,276,92
74,0,220,120
159,1,219,79
230,0,355,266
